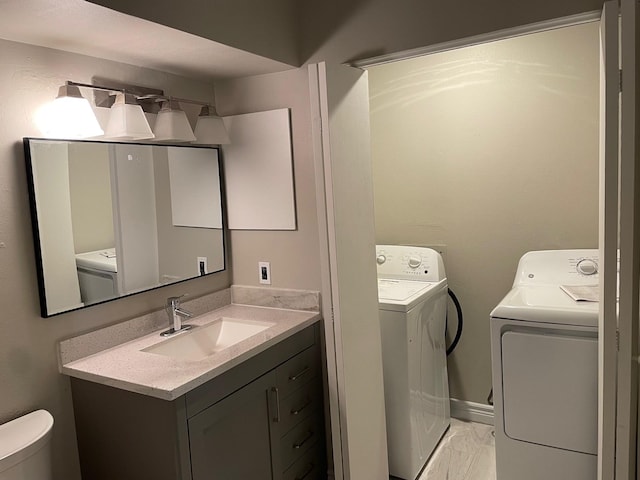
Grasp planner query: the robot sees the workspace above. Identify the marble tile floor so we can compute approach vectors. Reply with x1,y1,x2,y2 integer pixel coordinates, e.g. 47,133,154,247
418,418,496,480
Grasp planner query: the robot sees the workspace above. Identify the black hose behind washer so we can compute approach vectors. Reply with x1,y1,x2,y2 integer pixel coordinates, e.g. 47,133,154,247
446,288,463,356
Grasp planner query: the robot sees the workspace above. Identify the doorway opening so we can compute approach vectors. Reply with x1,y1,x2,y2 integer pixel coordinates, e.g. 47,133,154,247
364,19,601,479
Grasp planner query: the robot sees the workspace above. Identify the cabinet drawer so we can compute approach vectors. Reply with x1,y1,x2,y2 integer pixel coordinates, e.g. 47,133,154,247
278,380,321,435
186,325,316,418
283,447,324,480
280,413,323,470
275,346,320,398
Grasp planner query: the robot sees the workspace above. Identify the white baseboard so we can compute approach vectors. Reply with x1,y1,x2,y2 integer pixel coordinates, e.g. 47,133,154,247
450,398,494,425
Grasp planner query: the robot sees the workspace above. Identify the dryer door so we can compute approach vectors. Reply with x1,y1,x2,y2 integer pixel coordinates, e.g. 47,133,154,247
501,330,597,455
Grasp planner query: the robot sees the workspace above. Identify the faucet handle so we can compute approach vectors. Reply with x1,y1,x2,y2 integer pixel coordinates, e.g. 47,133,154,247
167,294,188,308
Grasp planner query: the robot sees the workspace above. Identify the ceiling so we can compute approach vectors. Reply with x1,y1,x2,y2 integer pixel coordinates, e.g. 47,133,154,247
0,0,295,81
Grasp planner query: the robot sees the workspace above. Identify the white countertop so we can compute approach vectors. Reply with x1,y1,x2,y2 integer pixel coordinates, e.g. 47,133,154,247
61,304,321,401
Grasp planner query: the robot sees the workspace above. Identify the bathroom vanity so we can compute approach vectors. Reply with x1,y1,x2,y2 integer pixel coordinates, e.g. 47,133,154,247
61,301,325,480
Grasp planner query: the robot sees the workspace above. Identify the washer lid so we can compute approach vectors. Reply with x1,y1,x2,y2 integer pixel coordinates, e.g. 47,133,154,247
490,285,598,327
75,248,117,273
378,279,433,301
378,279,446,312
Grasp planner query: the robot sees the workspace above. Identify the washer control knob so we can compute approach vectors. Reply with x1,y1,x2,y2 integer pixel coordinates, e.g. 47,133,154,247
408,256,422,268
577,259,598,275
376,255,386,265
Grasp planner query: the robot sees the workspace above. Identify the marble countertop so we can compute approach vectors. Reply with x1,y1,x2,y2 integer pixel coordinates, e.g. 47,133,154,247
61,304,321,401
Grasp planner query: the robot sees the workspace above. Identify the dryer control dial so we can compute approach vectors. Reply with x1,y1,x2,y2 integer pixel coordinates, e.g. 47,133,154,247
408,256,422,268
576,259,598,275
376,255,386,265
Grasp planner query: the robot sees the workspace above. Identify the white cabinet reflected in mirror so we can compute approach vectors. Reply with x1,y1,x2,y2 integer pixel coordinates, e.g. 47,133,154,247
24,138,225,317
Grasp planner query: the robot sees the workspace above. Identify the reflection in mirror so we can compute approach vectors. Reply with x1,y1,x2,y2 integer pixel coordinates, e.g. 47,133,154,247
24,138,225,317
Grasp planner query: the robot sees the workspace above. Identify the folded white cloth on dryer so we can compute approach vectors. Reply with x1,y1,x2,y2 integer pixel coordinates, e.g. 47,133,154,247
560,285,599,302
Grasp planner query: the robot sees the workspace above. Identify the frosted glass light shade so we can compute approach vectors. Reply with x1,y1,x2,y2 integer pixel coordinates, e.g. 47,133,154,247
104,93,154,140
193,106,230,145
153,101,196,142
36,85,104,139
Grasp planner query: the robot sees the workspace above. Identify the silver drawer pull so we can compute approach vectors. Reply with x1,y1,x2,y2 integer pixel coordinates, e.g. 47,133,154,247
271,387,281,423
289,366,311,382
291,398,313,416
293,430,314,449
294,462,315,480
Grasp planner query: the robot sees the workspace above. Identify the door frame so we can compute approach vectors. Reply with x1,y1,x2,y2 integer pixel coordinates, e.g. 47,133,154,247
598,2,620,478
311,8,638,480
616,0,640,478
309,61,389,480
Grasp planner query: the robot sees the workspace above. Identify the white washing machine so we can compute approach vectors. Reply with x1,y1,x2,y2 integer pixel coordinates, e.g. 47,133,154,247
490,249,599,480
75,248,119,305
376,245,450,480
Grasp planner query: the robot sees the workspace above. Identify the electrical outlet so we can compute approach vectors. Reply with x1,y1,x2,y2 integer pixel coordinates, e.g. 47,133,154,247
259,261,271,285
197,257,207,275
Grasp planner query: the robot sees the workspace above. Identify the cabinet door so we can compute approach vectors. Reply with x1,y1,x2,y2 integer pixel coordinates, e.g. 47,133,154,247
189,372,275,480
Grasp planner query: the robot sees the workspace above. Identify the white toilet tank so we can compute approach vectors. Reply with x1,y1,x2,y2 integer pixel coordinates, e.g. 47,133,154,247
0,410,54,480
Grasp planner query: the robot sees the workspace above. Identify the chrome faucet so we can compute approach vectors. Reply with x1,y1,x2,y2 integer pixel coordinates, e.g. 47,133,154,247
161,295,193,337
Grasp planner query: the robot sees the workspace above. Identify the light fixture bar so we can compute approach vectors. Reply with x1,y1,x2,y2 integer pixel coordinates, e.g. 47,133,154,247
77,79,165,114
67,80,213,110
56,80,229,144
65,80,117,94
138,94,211,107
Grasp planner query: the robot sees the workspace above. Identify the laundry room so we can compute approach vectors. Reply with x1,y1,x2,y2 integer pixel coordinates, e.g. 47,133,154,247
366,19,600,478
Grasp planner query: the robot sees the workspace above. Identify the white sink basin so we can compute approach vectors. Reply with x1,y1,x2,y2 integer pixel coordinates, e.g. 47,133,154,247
143,317,275,361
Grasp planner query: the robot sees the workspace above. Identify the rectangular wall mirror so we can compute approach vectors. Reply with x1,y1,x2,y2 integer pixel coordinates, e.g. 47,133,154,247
24,138,225,317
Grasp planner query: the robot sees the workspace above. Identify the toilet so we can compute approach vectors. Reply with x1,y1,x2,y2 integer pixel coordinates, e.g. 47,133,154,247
0,410,54,480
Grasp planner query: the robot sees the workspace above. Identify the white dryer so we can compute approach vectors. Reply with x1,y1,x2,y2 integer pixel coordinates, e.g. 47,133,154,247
490,249,599,480
376,245,450,480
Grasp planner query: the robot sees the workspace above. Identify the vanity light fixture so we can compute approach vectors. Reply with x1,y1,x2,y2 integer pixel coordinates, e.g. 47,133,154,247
153,100,197,142
193,105,230,145
104,92,155,140
42,80,227,145
36,83,104,139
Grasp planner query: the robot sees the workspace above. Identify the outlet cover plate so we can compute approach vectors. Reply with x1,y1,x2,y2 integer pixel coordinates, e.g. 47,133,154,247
259,261,271,285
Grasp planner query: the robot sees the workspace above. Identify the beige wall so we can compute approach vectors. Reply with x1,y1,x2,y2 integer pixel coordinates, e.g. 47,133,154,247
0,39,230,480
214,68,322,291
368,22,600,404
68,142,114,253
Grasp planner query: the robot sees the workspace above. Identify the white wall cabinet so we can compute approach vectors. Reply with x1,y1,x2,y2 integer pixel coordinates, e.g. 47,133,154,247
222,108,296,230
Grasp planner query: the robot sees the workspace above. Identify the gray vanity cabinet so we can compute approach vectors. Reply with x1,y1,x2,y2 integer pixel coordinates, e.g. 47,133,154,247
70,322,324,480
